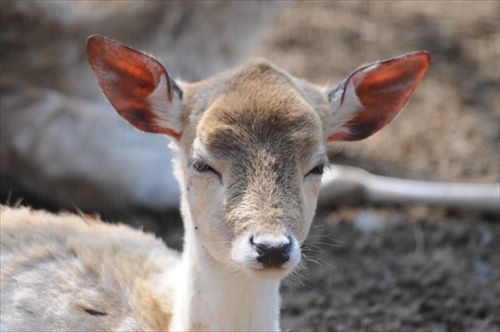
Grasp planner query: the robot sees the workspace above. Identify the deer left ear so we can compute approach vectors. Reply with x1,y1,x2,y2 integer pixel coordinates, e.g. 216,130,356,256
86,35,184,140
326,52,431,142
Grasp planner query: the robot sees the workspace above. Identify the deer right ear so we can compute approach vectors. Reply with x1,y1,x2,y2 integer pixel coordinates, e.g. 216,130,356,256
326,52,430,141
86,35,183,140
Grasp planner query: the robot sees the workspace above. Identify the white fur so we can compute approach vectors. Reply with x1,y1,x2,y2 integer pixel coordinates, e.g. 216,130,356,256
170,231,282,331
327,74,364,138
147,73,184,135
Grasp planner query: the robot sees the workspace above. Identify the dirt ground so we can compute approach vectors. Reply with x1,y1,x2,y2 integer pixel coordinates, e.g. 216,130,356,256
253,2,499,331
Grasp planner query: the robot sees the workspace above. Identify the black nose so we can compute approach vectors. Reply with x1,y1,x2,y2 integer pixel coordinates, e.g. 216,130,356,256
251,237,292,268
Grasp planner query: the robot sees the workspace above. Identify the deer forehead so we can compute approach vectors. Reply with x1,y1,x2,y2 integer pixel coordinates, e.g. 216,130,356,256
192,60,324,167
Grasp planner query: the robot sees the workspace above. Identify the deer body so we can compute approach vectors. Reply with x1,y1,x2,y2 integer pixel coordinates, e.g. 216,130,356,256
0,36,430,331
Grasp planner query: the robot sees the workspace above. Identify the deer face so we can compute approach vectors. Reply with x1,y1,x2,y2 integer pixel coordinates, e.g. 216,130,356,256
181,62,328,278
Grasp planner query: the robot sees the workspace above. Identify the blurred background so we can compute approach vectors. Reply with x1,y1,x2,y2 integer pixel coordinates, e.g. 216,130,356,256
1,1,498,331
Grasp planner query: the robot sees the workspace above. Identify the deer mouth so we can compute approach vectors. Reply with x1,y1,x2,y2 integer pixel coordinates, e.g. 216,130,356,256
248,266,292,280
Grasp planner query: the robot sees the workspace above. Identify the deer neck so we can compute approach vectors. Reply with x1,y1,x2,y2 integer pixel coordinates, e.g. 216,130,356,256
169,207,281,331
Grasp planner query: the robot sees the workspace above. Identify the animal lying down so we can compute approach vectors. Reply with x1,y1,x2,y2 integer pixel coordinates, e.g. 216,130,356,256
1,205,179,331
0,36,430,331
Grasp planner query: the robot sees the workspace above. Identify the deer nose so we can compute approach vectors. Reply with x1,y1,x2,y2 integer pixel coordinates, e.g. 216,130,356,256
251,235,292,268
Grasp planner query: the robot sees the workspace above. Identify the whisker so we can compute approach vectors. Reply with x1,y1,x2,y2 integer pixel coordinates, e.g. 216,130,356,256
312,258,335,270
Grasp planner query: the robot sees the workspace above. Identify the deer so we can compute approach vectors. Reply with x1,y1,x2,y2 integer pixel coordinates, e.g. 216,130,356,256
0,35,430,331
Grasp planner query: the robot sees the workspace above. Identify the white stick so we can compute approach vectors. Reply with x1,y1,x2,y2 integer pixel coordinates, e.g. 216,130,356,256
320,165,500,213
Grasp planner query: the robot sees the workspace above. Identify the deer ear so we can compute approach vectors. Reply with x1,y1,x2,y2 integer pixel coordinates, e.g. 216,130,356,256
86,35,183,140
326,52,430,141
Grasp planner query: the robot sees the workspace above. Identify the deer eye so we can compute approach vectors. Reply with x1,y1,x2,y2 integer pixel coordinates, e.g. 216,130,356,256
193,159,214,172
305,164,325,177
192,159,220,178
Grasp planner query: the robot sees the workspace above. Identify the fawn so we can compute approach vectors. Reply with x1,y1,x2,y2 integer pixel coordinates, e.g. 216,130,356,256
0,35,429,331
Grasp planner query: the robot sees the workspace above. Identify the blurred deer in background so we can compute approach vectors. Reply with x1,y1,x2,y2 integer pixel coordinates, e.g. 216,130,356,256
1,1,290,213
